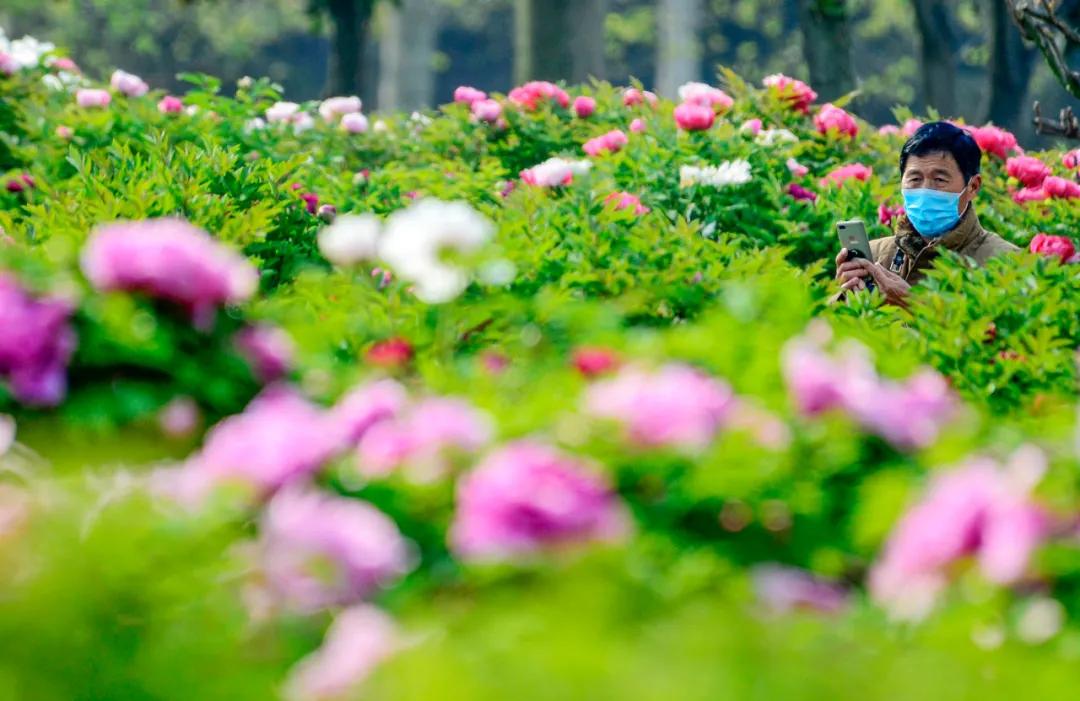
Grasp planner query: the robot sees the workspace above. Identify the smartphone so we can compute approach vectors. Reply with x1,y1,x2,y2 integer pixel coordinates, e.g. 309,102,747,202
837,220,873,262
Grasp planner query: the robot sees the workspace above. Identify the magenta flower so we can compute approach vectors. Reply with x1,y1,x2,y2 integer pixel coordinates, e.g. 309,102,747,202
819,163,872,187
622,88,657,108
1013,186,1050,204
260,487,414,612
585,364,736,449
357,397,493,479
157,95,183,114
508,81,570,110
573,95,597,118
582,129,628,156
870,449,1049,620
878,201,905,227
1006,155,1051,189
234,324,295,383
283,605,400,701
968,124,1020,160
629,118,647,133
81,218,257,329
901,118,923,136
786,183,817,202
604,191,649,215
762,74,817,114
673,102,715,131
1029,233,1076,263
814,103,859,139
1042,175,1080,199
0,274,76,407
450,440,631,560
1062,149,1080,170
183,388,339,496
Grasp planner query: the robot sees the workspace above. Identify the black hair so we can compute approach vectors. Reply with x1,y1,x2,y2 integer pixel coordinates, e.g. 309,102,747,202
899,121,982,183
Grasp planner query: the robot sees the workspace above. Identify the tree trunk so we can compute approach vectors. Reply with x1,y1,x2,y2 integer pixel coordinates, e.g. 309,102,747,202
656,0,703,98
985,0,1036,130
377,0,440,111
326,0,375,96
514,0,607,84
797,0,855,103
911,0,958,117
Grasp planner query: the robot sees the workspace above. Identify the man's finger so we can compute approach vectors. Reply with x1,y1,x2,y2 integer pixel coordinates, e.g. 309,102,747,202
837,260,872,275
840,276,864,291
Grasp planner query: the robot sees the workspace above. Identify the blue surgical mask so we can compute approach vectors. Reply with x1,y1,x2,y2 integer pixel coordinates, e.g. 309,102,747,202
901,186,966,238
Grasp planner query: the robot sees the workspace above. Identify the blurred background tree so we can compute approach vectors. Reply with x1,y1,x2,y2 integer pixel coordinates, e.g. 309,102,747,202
3,0,1080,143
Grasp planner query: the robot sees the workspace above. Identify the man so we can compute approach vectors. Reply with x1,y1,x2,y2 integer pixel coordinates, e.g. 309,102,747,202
834,121,1019,307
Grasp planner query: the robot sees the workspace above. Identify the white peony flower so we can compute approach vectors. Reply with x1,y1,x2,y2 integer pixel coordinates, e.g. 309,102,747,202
318,95,362,123
318,214,382,266
379,199,494,304
8,35,54,68
266,101,301,123
680,160,753,188
520,157,593,187
755,128,798,146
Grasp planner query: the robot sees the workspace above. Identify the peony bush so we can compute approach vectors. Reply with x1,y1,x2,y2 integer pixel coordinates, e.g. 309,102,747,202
3,26,1080,701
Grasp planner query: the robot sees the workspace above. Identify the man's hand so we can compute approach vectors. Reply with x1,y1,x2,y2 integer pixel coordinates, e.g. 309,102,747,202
834,249,911,307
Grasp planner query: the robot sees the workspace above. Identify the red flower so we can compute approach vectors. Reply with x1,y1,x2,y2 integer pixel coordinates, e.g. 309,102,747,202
299,192,318,214
572,347,620,378
366,338,414,367
1029,233,1076,263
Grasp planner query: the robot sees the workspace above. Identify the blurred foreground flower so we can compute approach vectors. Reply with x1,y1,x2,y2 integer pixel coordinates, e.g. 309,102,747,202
752,564,849,615
450,441,630,560
283,605,401,701
0,274,75,407
318,214,381,266
870,446,1050,621
680,160,752,188
81,218,257,329
260,487,414,612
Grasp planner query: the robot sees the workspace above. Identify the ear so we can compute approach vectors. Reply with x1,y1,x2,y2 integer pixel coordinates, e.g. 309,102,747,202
968,173,982,195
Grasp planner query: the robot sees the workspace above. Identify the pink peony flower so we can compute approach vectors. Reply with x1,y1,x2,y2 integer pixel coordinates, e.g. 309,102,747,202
572,347,620,377
820,163,872,187
583,129,629,156
0,52,17,76
1006,155,1051,189
0,274,76,407
283,605,400,701
453,86,486,105
786,183,817,202
678,82,734,113
235,324,295,383
629,118,647,133
1029,233,1076,263
481,351,509,374
878,201,905,227
752,564,849,614
573,96,597,119
786,158,809,178
185,388,341,495
449,440,631,560
673,102,715,131
329,379,407,448
762,74,817,114
878,125,901,136
50,57,80,73
968,124,1019,159
520,157,591,187
1013,186,1050,204
1062,150,1080,170
814,103,858,139
76,88,111,108
110,69,148,97
585,364,736,449
261,487,413,612
604,191,649,216
341,112,369,134
870,451,1049,620
1042,175,1080,199
622,88,657,108
56,125,73,140
508,81,570,110
471,98,502,123
357,397,492,479
158,396,201,438
781,335,870,416
740,118,763,135
902,118,923,137
81,219,258,329
157,95,183,114
318,96,362,123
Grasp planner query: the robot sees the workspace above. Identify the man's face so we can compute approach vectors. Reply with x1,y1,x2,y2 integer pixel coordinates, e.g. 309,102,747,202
901,151,981,214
